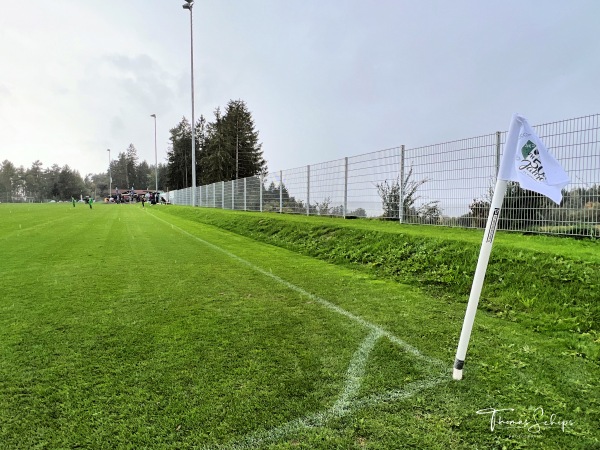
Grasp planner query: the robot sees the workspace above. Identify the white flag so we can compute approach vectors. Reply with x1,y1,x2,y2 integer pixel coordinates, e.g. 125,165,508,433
498,114,570,204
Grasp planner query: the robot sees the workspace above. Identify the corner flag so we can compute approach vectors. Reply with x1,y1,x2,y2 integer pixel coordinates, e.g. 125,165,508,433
498,114,570,204
452,114,569,381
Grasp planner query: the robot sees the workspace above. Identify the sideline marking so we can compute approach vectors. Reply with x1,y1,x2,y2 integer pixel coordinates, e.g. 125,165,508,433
150,213,449,448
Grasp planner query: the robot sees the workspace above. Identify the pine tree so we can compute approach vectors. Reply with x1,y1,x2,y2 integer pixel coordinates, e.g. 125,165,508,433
166,117,192,190
201,107,233,184
0,160,17,202
125,144,138,190
25,160,45,202
221,99,267,180
199,100,267,184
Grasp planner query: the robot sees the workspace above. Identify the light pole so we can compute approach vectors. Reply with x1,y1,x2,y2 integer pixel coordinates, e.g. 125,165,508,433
107,149,111,199
151,114,158,191
182,0,196,206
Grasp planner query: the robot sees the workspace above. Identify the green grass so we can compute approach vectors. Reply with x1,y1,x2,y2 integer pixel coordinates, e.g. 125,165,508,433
164,208,600,341
0,203,598,449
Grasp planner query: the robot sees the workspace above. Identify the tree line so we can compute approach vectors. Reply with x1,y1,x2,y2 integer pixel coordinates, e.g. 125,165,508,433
0,160,89,203
0,99,266,202
463,183,600,235
0,150,167,203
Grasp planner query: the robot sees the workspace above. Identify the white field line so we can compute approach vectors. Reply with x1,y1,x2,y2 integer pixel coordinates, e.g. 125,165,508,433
219,377,449,450
332,329,384,415
219,330,384,450
151,214,450,448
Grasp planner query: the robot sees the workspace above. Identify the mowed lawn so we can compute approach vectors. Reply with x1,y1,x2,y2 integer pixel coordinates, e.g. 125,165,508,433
0,203,597,449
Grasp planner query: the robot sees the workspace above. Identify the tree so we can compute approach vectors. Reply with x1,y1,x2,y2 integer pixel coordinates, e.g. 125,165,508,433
417,202,442,224
24,160,45,202
375,166,439,221
315,197,332,215
0,160,17,202
135,160,152,190
349,208,367,218
166,117,193,190
125,144,139,189
199,100,267,184
110,153,127,192
0,156,159,201
470,181,550,231
221,99,267,180
376,179,401,218
468,198,490,228
45,164,61,199
201,108,232,184
157,163,168,191
58,165,86,199
556,184,600,227
108,145,139,192
84,174,96,198
90,173,109,198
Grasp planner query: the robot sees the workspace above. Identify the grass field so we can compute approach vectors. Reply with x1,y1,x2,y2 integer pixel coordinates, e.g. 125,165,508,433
0,203,598,449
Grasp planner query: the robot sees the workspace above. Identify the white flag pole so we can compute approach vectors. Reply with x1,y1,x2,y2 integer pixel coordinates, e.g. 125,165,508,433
452,178,507,380
452,114,521,381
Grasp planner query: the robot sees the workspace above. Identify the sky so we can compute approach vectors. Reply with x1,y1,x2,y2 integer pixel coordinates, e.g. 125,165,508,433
1,0,599,178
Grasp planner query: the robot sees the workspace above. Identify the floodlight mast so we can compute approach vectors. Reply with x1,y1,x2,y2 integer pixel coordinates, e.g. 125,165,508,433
182,0,196,206
107,149,111,199
151,114,158,191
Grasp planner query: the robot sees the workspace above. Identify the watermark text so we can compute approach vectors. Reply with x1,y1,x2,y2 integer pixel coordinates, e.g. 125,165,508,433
476,407,574,434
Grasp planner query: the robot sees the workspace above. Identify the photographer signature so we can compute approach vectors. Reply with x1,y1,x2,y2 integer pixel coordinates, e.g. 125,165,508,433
476,407,574,433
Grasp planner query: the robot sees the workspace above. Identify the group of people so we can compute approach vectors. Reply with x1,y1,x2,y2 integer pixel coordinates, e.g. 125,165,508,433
105,191,167,206
140,192,165,207
71,191,168,208
71,196,94,209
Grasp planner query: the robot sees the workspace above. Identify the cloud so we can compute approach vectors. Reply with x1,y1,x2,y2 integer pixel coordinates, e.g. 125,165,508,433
0,83,12,99
110,116,126,139
96,53,178,111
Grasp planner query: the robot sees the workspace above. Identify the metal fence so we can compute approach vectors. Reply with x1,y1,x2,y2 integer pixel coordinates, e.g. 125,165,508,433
166,114,600,237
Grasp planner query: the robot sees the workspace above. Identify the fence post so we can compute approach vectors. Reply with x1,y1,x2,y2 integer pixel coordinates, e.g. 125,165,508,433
244,178,247,211
222,181,225,209
232,180,235,210
344,157,348,218
279,170,283,214
199,185,202,207
399,145,405,223
212,183,216,208
306,165,310,216
495,131,501,178
260,175,263,213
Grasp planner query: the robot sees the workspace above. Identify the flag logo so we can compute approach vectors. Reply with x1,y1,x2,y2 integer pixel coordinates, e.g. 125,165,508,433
518,140,546,182
498,114,570,204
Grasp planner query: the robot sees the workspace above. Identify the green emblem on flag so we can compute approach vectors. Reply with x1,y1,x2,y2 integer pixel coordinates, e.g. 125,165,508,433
521,140,536,158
